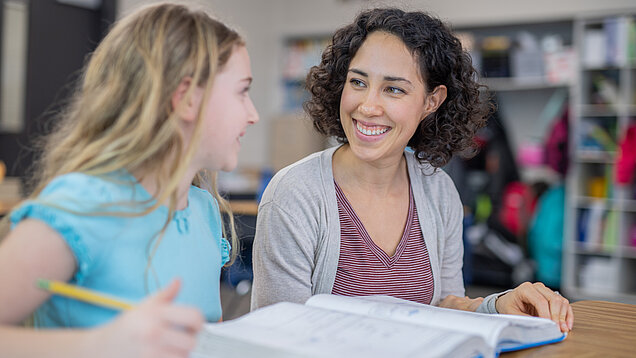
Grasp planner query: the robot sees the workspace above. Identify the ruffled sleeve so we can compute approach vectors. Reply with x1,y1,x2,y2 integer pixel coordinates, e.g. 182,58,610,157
9,173,119,284
11,199,92,283
220,237,231,266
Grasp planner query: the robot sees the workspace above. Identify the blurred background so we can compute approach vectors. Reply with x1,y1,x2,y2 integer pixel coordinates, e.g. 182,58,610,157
0,0,636,319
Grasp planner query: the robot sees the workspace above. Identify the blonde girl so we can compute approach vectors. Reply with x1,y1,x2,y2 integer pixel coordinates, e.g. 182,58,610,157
0,2,258,357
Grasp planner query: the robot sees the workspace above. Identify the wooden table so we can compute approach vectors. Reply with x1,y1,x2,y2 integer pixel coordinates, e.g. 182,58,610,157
228,200,258,216
503,300,636,357
0,199,20,217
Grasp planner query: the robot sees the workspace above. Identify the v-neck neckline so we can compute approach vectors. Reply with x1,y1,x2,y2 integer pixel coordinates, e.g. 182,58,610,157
334,180,414,268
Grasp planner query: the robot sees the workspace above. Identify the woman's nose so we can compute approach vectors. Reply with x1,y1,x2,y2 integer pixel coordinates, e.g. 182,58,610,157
358,93,383,117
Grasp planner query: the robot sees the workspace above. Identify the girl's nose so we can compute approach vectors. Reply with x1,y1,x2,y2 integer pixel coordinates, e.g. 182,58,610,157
247,97,259,124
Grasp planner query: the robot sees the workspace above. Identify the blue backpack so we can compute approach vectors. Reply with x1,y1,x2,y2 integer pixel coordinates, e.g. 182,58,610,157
528,184,565,288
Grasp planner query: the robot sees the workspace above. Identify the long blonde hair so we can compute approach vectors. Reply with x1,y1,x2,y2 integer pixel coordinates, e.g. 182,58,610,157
27,3,242,268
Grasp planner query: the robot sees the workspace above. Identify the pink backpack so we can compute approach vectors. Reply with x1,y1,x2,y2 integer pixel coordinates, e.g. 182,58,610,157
616,124,636,185
544,108,569,176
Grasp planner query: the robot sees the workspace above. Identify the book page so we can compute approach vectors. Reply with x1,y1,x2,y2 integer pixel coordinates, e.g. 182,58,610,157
192,302,487,358
306,294,561,349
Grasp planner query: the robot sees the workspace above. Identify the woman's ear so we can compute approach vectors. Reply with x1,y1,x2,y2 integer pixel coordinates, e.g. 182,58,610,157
171,77,201,122
423,85,448,115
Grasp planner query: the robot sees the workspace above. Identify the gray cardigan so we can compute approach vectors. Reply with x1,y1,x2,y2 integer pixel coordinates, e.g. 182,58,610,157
251,146,500,313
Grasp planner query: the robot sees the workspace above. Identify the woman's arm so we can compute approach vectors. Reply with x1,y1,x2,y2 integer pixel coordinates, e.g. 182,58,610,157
251,201,317,310
437,175,468,300
0,220,203,358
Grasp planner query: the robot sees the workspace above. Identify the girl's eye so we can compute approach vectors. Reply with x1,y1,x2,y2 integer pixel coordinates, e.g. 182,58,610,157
349,78,366,88
386,86,405,95
240,86,251,95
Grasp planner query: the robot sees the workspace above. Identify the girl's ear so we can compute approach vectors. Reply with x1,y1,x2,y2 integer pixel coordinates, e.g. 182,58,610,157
423,85,448,115
171,77,201,122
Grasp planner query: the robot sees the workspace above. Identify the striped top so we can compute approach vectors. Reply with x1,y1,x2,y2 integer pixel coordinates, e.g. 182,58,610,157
331,181,435,304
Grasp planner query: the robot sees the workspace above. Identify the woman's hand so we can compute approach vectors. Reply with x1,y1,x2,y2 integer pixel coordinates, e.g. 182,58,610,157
90,279,204,358
439,295,484,312
495,282,573,333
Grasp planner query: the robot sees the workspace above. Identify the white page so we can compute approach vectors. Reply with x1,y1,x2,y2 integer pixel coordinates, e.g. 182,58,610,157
306,294,559,348
193,302,488,358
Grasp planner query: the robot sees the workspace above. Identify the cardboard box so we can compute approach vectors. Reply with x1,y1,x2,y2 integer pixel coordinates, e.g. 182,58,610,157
270,113,327,172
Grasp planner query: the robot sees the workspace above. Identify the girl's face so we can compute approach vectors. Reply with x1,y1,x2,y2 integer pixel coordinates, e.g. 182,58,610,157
339,31,439,165
197,45,259,172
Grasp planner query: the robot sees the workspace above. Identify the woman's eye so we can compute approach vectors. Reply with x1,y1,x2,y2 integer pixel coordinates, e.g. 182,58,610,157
349,78,365,88
386,86,405,95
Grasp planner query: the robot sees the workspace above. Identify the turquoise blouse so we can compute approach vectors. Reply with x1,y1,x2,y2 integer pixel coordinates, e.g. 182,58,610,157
10,171,230,327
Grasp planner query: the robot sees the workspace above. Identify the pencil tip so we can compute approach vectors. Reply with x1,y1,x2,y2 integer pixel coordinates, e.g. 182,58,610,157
36,278,49,290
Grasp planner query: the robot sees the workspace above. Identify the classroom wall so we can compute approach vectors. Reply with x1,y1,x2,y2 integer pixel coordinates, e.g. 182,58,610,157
119,0,636,170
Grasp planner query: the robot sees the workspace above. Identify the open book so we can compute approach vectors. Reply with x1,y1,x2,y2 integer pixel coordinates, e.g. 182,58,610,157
191,294,566,358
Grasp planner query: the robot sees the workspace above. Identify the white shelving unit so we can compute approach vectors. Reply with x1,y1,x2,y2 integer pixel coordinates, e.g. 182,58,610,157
563,13,636,304
454,20,575,184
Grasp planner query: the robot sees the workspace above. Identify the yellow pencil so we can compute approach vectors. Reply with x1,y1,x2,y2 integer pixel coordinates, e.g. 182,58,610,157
37,279,134,311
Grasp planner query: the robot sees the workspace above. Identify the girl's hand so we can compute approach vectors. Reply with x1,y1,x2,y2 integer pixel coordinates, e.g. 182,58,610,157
495,282,573,333
91,279,204,358
439,295,484,312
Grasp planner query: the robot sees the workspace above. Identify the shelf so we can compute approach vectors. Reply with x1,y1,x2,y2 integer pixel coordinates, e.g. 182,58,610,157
579,105,636,117
579,105,619,117
482,77,569,91
571,244,636,258
618,200,636,212
581,65,622,71
571,244,616,256
618,246,636,259
575,150,616,163
576,197,636,212
575,196,615,209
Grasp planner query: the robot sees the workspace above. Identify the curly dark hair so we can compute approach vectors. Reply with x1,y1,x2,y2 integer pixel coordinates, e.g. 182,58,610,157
304,8,492,167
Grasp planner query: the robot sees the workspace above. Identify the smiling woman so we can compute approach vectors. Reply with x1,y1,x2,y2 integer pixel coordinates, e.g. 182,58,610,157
338,31,447,167
251,7,574,335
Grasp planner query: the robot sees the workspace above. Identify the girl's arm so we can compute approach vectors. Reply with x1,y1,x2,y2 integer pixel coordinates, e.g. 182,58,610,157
0,219,204,358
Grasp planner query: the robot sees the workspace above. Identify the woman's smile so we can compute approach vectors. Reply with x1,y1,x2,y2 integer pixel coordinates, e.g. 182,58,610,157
354,119,392,140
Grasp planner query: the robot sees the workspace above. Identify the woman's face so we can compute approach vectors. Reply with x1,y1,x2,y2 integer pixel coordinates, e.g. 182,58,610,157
339,31,431,165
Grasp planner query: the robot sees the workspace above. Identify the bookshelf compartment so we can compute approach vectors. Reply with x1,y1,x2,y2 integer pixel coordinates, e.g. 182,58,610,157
618,258,636,294
281,36,330,113
454,21,573,85
622,211,636,247
581,16,634,70
577,162,615,199
630,69,636,106
580,69,621,109
576,207,619,253
575,255,621,293
577,116,618,153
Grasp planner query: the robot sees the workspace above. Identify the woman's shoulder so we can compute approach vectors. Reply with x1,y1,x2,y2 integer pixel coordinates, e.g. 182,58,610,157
405,151,454,184
405,151,460,202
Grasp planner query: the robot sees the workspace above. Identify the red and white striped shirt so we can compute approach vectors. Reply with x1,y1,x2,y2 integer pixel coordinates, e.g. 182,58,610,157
331,181,435,304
